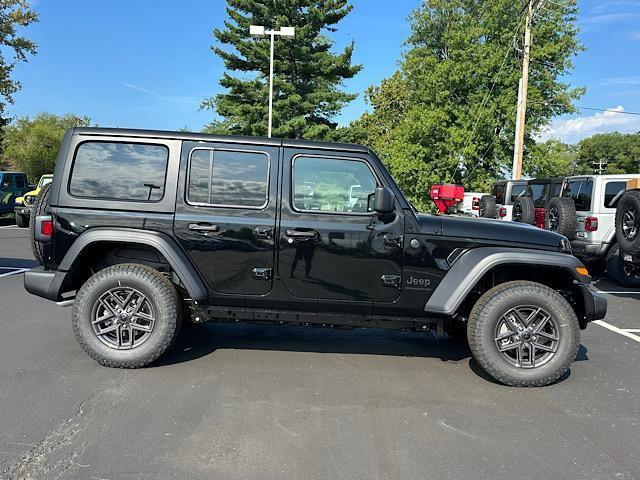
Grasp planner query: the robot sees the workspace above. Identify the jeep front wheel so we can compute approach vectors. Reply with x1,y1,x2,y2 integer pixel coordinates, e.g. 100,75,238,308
467,281,580,387
72,264,182,368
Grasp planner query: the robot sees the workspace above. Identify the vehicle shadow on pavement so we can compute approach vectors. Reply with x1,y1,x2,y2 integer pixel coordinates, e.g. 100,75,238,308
0,257,38,269
157,322,472,366
0,216,16,226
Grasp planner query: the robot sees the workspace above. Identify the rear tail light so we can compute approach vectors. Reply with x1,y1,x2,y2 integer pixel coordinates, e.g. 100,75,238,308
585,216,598,232
498,207,507,218
34,215,53,242
472,197,480,210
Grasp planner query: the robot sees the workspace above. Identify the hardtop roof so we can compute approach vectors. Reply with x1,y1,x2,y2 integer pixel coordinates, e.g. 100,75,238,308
71,127,370,153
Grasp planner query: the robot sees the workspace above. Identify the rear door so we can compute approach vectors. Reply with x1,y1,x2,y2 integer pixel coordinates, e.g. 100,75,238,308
174,141,279,298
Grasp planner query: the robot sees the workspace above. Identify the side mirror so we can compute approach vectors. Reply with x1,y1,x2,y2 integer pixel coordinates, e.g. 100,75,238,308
374,186,395,214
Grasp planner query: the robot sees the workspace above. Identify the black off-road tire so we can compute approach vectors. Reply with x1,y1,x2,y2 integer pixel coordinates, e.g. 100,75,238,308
546,197,577,240
467,281,580,387
615,190,640,255
15,212,29,228
513,196,535,224
29,183,52,265
606,244,640,288
72,264,182,368
479,195,497,218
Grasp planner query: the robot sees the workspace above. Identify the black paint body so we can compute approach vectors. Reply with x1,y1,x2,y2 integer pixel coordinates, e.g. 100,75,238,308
42,128,575,322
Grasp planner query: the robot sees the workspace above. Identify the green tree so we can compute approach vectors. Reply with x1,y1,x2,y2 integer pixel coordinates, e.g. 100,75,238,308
524,139,577,178
202,0,362,140
354,0,583,211
1,113,90,180
0,1,38,126
575,132,640,175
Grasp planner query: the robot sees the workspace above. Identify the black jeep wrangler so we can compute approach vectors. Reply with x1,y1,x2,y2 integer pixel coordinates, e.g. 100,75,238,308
24,128,606,386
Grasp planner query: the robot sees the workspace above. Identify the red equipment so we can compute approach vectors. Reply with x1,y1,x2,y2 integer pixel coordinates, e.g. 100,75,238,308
430,183,465,214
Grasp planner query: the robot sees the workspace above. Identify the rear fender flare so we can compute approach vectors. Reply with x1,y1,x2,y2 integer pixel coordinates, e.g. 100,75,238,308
59,228,207,301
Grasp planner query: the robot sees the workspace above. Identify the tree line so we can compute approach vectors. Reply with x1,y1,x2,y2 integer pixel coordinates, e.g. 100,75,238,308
1,0,638,207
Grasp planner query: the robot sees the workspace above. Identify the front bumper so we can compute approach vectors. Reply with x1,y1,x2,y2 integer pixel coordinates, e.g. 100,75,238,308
579,284,607,327
24,267,66,301
14,205,32,217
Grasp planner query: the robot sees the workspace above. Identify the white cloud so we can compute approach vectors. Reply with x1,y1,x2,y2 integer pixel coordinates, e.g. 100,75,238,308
601,76,640,86
537,106,640,144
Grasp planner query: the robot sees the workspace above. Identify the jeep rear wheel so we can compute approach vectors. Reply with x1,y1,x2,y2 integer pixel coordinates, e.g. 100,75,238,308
606,244,640,288
29,183,52,265
479,195,497,218
72,264,182,368
467,281,580,387
546,197,577,240
15,213,29,228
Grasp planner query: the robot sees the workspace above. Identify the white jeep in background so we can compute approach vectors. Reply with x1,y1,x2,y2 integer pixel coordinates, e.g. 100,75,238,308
479,179,527,221
547,174,640,287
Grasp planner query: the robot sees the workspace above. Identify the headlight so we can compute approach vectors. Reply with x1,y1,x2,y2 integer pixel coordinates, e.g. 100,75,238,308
23,195,34,206
559,238,572,254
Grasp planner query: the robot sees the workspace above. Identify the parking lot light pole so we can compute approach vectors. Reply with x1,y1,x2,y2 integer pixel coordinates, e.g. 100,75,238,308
250,25,295,138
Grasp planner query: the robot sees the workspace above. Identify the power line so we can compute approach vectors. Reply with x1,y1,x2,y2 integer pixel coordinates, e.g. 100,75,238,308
576,106,640,116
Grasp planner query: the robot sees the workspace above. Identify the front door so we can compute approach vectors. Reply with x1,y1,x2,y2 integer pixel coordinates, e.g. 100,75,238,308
278,148,404,304
174,141,279,298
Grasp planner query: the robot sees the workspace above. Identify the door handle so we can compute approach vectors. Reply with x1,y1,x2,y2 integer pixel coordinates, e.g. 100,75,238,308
285,229,318,239
188,223,220,233
254,226,273,239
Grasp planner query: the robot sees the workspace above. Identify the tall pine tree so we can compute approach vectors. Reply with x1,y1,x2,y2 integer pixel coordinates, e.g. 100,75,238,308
202,0,361,140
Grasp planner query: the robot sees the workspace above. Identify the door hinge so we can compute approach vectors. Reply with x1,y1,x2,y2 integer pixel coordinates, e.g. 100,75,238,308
381,274,401,289
382,234,403,248
252,267,272,281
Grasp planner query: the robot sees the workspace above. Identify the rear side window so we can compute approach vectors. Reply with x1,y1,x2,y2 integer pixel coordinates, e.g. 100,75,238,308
603,181,626,208
510,184,526,203
187,149,269,208
492,184,506,204
69,142,169,201
563,179,593,211
527,183,549,208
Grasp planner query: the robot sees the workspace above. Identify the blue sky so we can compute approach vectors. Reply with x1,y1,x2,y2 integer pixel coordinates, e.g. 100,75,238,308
8,0,640,143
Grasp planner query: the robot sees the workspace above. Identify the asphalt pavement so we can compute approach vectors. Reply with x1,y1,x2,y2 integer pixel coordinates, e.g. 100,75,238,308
0,220,639,480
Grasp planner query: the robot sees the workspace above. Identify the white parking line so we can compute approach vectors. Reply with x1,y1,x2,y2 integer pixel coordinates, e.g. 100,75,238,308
0,268,29,278
594,320,640,343
595,290,640,295
623,329,640,333
0,225,18,229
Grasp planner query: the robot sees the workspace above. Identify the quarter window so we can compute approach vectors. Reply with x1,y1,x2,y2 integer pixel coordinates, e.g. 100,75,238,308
187,149,269,208
510,184,527,203
603,181,626,208
563,179,593,211
293,156,378,213
69,142,169,201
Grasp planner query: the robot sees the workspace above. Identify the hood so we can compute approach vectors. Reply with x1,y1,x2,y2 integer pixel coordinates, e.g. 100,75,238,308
415,214,566,249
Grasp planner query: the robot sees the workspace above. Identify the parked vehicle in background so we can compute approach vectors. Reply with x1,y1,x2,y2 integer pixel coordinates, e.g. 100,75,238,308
0,172,29,216
456,191,487,217
14,174,54,227
615,179,640,280
23,127,606,387
512,177,564,228
548,174,640,287
479,179,527,221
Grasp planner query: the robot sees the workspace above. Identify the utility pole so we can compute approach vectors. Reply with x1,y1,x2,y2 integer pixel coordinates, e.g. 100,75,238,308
592,159,608,175
511,0,535,180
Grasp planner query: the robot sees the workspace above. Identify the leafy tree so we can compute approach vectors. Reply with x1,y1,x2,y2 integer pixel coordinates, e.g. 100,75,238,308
1,113,90,180
202,0,362,140
575,132,640,175
524,139,577,178
0,1,38,126
354,0,583,211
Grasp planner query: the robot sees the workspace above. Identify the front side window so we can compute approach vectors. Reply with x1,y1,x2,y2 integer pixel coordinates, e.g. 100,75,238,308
69,142,169,201
563,179,593,212
293,156,378,213
187,149,269,208
604,181,626,208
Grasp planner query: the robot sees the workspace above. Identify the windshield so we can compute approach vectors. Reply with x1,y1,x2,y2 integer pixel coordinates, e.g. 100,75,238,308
39,176,53,188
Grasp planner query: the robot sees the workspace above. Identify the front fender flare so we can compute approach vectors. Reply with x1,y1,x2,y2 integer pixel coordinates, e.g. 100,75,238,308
58,228,208,301
424,247,588,316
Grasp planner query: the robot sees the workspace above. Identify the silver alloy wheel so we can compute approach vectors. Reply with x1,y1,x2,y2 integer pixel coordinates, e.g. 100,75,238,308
494,305,559,369
622,208,638,242
91,287,156,350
